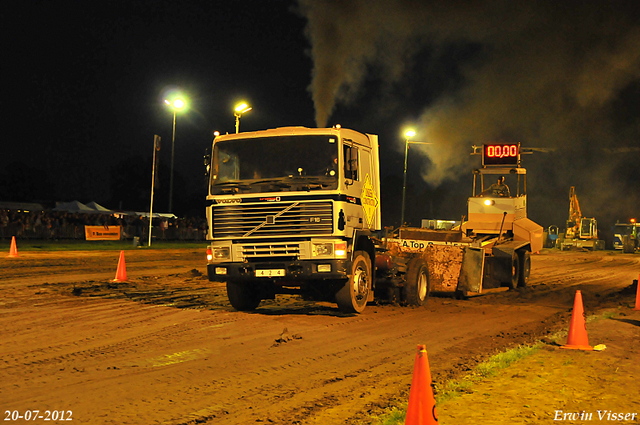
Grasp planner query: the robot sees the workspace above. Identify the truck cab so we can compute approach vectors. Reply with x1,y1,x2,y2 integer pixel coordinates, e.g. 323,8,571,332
205,126,381,313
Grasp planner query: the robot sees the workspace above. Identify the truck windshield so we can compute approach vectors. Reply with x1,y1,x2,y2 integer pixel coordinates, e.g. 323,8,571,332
210,135,339,194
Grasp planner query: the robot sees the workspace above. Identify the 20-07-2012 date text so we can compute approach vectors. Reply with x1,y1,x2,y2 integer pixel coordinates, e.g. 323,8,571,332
4,410,72,421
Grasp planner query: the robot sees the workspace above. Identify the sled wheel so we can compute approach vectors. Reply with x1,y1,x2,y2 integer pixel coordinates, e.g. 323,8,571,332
518,251,531,287
506,253,520,290
404,257,430,306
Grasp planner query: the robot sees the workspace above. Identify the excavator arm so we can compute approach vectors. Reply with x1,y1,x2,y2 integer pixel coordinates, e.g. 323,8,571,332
568,186,582,225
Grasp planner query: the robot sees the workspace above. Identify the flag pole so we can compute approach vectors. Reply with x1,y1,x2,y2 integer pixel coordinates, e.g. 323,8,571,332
149,135,161,246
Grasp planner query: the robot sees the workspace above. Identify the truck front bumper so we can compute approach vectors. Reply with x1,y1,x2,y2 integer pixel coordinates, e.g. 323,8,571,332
207,259,350,283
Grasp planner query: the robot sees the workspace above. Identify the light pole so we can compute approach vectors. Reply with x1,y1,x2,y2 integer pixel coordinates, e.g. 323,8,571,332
234,102,252,134
164,98,185,212
400,130,432,227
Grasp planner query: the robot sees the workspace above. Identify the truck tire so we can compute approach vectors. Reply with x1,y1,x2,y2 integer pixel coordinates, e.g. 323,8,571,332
518,250,531,287
404,258,430,306
335,251,371,313
505,253,520,290
226,281,261,311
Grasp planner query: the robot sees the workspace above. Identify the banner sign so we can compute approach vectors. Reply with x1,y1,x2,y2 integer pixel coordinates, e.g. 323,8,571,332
85,226,121,241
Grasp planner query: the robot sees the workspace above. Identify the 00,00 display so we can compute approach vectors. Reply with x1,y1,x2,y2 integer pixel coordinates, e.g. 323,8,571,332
483,144,519,165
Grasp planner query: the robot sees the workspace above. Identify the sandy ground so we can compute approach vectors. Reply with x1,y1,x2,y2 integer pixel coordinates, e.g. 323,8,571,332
1,248,639,424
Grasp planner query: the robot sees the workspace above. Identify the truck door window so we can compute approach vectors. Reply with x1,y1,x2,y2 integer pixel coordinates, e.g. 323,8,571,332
344,144,359,181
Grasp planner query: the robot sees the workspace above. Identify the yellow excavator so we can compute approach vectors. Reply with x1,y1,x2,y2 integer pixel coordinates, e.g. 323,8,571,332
559,186,604,250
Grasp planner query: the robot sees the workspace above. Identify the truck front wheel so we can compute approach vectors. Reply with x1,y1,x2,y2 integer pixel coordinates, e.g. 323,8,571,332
335,251,371,313
404,258,430,306
227,281,261,311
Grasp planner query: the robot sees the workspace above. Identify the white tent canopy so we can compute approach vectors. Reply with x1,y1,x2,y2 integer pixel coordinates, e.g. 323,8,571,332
53,200,176,218
86,201,111,212
0,201,44,211
135,212,177,219
54,200,96,212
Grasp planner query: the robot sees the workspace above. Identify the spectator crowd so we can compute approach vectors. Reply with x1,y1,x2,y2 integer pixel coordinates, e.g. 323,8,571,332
0,209,208,242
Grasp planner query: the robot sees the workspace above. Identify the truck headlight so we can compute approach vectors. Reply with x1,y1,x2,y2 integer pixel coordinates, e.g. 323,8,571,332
313,243,333,257
213,246,230,260
484,199,495,206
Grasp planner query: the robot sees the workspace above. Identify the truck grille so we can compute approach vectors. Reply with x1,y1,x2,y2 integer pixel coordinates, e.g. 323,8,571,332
242,243,301,258
212,201,333,238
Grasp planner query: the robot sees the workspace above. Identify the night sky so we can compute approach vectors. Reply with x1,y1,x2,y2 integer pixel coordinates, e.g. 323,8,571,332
3,1,640,242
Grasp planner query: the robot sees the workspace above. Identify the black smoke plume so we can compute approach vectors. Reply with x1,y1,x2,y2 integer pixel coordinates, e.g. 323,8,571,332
298,0,640,229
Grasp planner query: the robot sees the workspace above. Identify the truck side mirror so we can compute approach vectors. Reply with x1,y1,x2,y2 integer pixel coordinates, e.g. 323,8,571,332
203,147,211,177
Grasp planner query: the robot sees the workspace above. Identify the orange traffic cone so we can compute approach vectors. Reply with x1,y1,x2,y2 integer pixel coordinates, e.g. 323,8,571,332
7,236,18,258
634,275,640,311
561,290,593,351
405,344,438,425
113,250,127,282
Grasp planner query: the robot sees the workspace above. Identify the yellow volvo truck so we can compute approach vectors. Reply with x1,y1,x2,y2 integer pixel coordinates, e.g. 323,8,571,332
205,127,542,313
205,126,381,313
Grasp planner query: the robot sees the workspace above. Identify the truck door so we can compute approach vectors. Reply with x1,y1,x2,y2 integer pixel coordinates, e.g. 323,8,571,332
342,142,363,232
348,143,378,231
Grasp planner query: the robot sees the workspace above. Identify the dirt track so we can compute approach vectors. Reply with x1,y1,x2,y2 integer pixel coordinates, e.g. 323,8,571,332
1,249,638,424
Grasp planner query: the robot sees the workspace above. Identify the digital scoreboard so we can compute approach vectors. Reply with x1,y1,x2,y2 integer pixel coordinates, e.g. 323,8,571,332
482,143,520,166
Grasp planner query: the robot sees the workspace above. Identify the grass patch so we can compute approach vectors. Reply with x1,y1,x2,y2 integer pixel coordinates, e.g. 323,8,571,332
435,343,541,404
0,239,206,251
600,310,618,320
372,343,542,425
374,405,408,425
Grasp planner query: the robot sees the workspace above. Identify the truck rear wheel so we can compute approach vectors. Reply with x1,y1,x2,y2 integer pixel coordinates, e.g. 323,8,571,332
505,253,520,290
226,281,261,311
404,258,430,306
335,251,371,313
518,251,531,287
